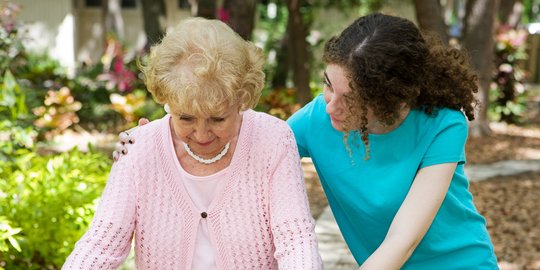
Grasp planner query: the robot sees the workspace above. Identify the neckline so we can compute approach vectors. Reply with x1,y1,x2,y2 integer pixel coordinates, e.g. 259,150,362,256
182,169,227,181
164,110,252,213
367,109,414,139
319,94,414,139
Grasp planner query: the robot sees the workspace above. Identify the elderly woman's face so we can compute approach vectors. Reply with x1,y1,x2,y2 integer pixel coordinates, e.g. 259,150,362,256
169,105,242,157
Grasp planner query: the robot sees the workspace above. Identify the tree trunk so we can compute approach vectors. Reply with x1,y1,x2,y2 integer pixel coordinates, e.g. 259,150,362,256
222,0,257,40
271,35,289,89
140,0,166,48
286,0,312,105
413,0,449,44
499,0,523,27
188,0,217,19
462,0,500,137
102,0,124,39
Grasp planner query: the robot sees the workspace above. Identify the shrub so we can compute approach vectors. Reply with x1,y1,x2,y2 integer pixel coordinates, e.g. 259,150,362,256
0,147,111,269
489,25,529,123
0,11,112,267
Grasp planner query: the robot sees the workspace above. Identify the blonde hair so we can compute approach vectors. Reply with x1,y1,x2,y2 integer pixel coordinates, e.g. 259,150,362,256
140,17,265,116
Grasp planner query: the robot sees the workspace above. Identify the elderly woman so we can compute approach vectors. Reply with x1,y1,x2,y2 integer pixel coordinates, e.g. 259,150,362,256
117,13,499,269
63,18,322,269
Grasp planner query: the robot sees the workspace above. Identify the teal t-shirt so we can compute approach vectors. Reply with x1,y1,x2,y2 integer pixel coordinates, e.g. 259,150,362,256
287,95,498,269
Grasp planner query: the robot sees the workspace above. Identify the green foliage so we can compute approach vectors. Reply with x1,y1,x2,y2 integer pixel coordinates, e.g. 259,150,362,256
254,0,387,115
2,0,158,133
0,120,37,163
0,2,25,76
0,66,36,163
68,37,164,131
522,0,540,24
0,9,111,267
68,62,121,130
0,147,110,269
14,53,68,86
0,74,109,268
489,26,529,123
0,55,36,163
0,70,27,120
0,217,22,253
256,86,301,120
314,0,387,14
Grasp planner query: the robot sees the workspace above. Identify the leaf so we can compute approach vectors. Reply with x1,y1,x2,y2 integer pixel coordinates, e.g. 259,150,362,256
0,70,26,120
7,227,22,236
0,71,17,107
7,236,21,252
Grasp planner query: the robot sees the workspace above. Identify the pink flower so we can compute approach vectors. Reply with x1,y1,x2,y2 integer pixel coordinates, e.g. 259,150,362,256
218,8,230,23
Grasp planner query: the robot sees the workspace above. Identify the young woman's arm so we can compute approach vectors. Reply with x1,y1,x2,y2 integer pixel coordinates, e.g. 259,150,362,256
359,162,456,270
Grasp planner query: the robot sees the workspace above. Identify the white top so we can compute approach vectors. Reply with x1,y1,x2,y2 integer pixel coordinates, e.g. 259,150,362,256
181,166,228,270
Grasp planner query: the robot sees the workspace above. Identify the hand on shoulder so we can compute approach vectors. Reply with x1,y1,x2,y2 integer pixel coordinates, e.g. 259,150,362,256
112,118,150,161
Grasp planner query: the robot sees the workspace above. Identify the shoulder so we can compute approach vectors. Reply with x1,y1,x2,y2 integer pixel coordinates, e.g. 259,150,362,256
243,110,298,158
130,116,167,140
239,111,298,164
248,110,292,137
415,107,467,129
414,108,469,146
121,116,169,159
436,107,467,122
433,108,468,132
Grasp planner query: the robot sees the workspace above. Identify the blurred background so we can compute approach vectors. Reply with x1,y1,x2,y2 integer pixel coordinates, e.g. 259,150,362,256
0,0,539,269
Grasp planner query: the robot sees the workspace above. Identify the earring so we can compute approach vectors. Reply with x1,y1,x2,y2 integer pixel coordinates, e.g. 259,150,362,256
164,103,171,114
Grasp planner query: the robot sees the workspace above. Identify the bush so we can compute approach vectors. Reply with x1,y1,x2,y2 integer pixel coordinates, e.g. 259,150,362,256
489,25,529,123
0,10,112,267
0,147,110,269
0,64,111,270
0,2,25,77
0,217,22,257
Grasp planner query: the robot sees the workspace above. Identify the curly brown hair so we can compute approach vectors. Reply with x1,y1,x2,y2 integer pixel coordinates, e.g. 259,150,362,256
323,13,478,159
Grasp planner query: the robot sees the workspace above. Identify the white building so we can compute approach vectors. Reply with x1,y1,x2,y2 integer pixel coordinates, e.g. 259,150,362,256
11,0,191,74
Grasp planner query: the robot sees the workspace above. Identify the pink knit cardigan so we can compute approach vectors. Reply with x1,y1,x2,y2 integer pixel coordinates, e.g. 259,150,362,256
63,110,322,269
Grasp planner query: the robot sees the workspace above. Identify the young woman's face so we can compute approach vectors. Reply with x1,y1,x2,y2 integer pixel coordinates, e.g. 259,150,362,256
169,105,242,157
323,64,379,132
323,64,354,131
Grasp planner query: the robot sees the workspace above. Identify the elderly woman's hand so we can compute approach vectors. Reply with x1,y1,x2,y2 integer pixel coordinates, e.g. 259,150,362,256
112,118,150,161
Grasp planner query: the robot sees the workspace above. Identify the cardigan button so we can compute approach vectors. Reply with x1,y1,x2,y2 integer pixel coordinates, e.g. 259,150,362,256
201,212,208,218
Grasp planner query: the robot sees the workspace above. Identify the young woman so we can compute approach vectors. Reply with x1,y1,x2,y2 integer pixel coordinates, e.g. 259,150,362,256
288,13,498,269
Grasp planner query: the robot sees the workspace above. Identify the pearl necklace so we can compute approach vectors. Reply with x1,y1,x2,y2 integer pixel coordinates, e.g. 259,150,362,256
183,142,230,165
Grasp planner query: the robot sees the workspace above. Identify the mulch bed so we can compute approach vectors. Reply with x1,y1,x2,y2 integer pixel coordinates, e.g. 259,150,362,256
303,122,540,269
466,123,540,164
471,171,540,269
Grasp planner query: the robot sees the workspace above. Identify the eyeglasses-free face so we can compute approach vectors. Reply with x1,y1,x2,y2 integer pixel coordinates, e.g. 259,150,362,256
168,105,242,158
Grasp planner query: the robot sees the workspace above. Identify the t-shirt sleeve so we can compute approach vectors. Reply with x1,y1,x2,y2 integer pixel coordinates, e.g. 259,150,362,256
419,111,468,169
287,100,316,158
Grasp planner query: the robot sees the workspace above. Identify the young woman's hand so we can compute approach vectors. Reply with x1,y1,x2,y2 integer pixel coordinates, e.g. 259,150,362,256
112,118,150,161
